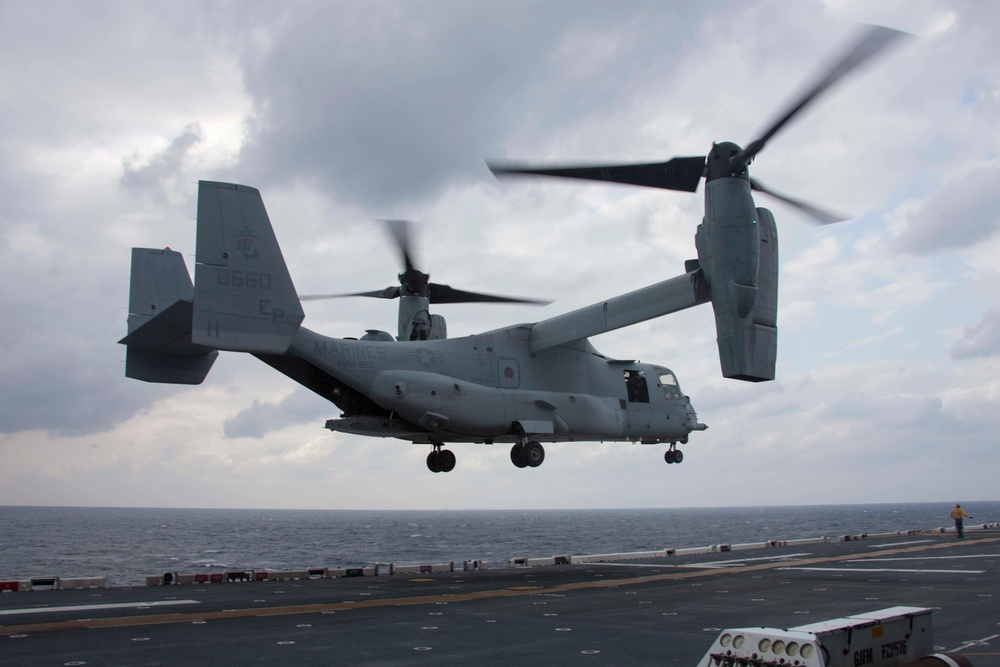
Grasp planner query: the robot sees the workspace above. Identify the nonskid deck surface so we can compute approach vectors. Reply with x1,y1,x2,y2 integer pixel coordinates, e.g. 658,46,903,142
2,531,999,666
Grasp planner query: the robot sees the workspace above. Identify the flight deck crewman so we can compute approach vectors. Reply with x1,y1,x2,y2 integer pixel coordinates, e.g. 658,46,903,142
950,503,973,539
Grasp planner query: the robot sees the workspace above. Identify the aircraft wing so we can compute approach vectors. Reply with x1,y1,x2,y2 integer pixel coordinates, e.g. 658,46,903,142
530,270,709,352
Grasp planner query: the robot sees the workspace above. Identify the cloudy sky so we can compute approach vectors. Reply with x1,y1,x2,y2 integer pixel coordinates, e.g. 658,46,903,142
1,0,998,511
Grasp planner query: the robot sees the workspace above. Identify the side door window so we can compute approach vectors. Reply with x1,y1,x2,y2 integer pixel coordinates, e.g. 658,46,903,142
624,370,649,403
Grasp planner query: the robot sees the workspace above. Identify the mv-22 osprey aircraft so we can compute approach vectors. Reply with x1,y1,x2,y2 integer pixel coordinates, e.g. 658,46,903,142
119,26,905,473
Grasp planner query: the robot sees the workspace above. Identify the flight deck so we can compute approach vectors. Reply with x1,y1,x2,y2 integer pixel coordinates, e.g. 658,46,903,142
2,528,998,666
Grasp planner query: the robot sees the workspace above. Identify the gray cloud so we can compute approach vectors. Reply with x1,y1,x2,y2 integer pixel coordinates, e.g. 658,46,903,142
223,387,330,439
0,3,246,438
0,287,162,436
896,163,1000,254
121,123,202,199
0,181,170,436
232,1,695,209
950,307,1000,359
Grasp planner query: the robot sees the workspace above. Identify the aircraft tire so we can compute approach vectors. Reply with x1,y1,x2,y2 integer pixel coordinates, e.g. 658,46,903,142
665,450,676,464
438,449,456,473
427,451,442,473
510,444,528,468
674,449,683,463
525,441,545,468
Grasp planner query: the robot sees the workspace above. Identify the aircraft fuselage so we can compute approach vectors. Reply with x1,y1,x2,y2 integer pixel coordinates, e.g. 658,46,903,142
283,326,702,446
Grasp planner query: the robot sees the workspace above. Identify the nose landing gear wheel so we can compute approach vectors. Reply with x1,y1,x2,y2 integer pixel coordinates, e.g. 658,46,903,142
664,448,684,464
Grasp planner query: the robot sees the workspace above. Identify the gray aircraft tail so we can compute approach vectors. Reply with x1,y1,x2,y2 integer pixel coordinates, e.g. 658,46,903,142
121,182,303,384
119,248,218,384
190,181,304,354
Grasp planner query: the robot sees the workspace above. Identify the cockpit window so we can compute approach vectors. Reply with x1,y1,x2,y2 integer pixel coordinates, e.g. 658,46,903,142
624,370,649,403
657,368,682,398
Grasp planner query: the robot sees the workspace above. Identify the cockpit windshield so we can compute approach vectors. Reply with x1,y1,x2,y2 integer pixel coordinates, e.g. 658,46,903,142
653,366,682,398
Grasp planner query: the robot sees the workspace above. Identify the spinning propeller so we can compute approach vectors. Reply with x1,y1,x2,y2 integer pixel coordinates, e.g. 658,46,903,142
301,219,548,306
489,25,908,225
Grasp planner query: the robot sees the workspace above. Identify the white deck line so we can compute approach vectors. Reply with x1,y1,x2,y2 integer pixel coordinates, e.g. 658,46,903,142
780,567,985,574
854,554,1000,561
0,599,201,616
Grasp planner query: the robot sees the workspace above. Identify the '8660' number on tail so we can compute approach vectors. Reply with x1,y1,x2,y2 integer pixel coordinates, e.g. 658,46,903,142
216,269,271,289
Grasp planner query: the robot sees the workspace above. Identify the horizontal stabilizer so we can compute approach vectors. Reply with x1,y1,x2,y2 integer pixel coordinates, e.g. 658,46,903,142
125,346,218,384
120,299,213,355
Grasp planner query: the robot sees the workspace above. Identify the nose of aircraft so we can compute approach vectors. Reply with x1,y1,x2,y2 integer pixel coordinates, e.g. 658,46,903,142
684,397,708,433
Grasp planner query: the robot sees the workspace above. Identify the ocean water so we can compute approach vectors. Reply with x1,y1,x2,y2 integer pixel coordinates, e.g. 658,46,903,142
0,502,996,587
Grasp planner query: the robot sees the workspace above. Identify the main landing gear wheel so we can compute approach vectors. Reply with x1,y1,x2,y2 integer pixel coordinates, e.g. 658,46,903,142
525,441,545,467
664,448,684,464
510,441,545,468
510,444,528,468
427,447,456,473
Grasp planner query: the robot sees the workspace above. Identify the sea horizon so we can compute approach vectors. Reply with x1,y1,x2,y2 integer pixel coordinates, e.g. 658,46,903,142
2,501,996,586
3,498,995,512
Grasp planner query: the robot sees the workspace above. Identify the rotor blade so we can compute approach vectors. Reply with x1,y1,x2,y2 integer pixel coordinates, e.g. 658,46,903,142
428,283,551,306
749,177,847,225
300,286,401,301
489,156,706,193
380,219,417,272
733,25,910,169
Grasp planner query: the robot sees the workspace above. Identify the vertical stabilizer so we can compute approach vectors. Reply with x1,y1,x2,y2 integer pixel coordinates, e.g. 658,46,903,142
119,248,218,384
126,247,194,332
192,181,304,354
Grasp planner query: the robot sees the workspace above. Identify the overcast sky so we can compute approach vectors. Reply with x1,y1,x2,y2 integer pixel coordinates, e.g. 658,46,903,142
1,0,998,511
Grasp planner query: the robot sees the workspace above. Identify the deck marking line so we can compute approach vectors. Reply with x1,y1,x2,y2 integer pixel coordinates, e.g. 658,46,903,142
0,600,201,617
782,567,986,574
683,553,814,569
953,633,1000,653
853,554,1000,562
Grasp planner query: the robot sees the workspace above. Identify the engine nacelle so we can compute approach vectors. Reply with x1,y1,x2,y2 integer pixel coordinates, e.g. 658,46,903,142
695,177,778,382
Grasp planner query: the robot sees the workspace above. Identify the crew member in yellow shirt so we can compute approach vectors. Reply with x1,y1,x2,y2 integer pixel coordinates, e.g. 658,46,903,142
950,503,972,539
